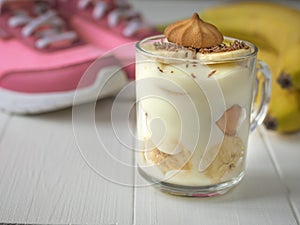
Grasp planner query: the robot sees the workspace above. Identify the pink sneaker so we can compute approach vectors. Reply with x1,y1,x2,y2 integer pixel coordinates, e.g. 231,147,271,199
56,0,160,79
0,0,128,114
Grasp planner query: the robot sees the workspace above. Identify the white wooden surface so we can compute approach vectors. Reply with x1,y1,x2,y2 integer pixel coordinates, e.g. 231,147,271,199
1,1,300,225
0,100,134,224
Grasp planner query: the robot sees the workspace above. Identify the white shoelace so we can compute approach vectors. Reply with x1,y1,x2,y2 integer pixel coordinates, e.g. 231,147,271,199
1,1,78,49
78,0,149,37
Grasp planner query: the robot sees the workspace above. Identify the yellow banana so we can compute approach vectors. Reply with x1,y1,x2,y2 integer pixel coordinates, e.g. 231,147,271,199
200,1,300,55
255,34,300,132
258,49,300,133
264,88,300,133
277,44,300,90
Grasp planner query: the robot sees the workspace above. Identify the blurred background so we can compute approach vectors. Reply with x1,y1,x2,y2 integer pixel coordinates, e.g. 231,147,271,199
128,0,300,25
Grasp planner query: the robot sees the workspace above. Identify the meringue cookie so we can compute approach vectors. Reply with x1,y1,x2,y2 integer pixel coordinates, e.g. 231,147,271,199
164,13,223,48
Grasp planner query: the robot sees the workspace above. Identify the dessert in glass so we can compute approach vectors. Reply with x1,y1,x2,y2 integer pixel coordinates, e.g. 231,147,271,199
135,13,271,196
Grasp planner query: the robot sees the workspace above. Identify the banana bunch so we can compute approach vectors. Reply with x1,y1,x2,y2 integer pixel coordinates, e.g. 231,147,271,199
200,1,300,133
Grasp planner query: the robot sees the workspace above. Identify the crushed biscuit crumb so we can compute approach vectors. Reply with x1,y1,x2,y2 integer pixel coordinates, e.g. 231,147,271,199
153,39,250,54
208,70,217,77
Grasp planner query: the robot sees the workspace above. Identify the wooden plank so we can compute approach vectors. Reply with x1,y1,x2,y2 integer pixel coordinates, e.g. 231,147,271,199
260,127,300,224
0,99,134,224
134,129,298,225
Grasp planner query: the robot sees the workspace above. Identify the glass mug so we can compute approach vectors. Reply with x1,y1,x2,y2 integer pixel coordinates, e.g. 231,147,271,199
135,35,271,197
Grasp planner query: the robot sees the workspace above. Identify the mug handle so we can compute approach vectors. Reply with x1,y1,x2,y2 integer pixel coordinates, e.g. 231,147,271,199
250,60,272,132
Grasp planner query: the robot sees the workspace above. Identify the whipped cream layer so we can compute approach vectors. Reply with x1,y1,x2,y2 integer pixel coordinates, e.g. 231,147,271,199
136,39,254,186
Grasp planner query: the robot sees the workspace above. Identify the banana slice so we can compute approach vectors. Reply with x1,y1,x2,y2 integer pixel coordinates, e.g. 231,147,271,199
145,145,192,174
197,48,251,61
204,135,245,182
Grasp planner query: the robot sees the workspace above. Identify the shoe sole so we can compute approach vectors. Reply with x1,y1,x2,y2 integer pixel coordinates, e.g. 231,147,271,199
0,66,128,114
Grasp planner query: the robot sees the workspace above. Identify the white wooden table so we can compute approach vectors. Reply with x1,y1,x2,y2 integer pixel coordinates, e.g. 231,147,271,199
1,1,300,225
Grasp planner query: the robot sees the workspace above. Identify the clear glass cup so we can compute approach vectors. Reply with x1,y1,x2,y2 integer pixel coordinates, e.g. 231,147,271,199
135,35,271,197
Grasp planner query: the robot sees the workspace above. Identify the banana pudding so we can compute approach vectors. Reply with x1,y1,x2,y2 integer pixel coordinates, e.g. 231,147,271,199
135,14,257,190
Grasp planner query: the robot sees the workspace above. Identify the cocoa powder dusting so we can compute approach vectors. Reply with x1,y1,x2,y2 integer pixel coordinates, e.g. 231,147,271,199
157,66,164,73
154,39,249,54
208,70,217,77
